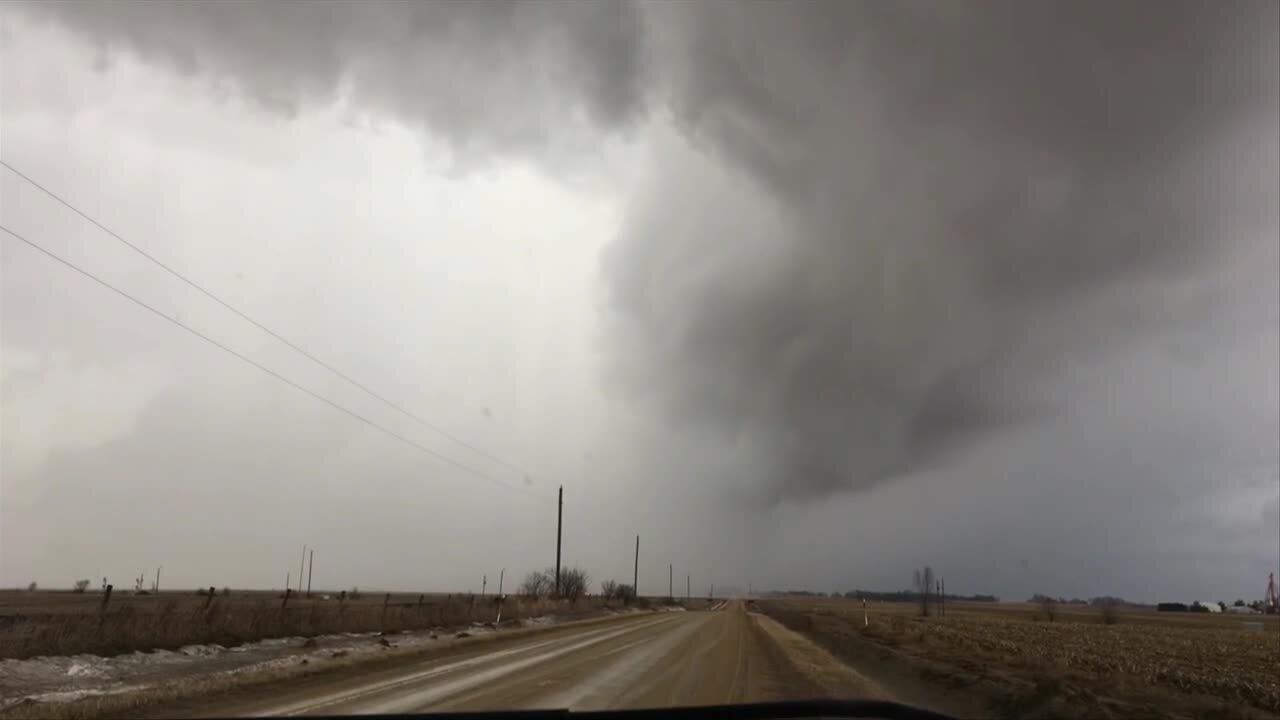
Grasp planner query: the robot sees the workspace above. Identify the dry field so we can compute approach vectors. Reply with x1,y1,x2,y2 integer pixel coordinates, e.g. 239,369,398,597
0,589,612,660
760,597,1280,719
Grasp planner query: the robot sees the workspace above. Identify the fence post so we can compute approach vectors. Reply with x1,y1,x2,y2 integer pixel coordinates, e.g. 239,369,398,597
205,586,216,608
282,587,292,611
100,584,113,613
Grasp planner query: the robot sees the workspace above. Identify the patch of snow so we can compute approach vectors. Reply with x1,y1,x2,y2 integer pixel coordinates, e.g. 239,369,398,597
179,644,226,657
66,662,103,678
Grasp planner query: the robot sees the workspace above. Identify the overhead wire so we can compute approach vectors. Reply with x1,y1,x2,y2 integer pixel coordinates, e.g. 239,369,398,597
0,223,545,503
0,159,540,485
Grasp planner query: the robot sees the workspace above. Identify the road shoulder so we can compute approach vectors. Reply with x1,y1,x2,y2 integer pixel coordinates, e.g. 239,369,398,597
749,610,886,701
0,610,670,720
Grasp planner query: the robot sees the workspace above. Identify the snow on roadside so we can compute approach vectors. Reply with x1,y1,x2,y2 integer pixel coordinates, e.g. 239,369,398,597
0,621,506,711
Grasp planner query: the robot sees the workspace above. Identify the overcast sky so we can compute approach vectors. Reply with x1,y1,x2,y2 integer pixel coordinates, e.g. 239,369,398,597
2,1,1276,603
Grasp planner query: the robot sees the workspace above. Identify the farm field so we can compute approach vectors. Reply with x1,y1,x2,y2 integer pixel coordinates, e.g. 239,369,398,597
0,588,616,660
759,597,1280,719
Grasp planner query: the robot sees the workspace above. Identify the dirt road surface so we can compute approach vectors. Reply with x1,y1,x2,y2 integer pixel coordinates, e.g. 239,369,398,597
165,601,868,717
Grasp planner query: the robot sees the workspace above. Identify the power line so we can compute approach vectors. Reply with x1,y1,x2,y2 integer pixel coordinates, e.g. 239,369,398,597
0,160,538,484
0,223,542,503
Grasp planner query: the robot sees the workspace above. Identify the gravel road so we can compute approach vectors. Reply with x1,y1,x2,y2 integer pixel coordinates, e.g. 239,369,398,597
170,601,855,716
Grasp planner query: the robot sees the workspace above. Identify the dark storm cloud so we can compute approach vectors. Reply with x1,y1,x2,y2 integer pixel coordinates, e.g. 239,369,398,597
17,0,649,161
20,0,1279,506
605,0,1279,500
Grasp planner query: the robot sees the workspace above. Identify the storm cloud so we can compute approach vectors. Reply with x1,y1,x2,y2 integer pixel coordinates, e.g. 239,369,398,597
16,0,650,164
4,1,1277,598
15,0,1280,502
609,1,1280,500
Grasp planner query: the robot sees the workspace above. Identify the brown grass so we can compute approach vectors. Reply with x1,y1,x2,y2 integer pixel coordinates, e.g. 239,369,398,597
0,590,607,660
761,598,1280,719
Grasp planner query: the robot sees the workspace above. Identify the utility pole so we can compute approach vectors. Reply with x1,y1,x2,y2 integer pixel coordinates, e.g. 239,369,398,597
687,574,690,600
286,571,290,592
154,566,162,594
555,486,563,597
633,535,640,597
482,574,487,598
496,568,507,624
669,564,673,598
307,549,314,597
299,545,307,594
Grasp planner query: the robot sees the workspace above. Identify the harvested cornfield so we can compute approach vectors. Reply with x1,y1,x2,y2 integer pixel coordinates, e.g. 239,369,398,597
761,597,1280,719
880,614,1278,712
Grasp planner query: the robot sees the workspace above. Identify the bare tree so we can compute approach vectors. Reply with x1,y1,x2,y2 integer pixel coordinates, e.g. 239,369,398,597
559,567,589,600
522,566,588,599
601,580,635,602
519,569,553,598
73,579,91,593
913,566,934,617
1040,596,1058,622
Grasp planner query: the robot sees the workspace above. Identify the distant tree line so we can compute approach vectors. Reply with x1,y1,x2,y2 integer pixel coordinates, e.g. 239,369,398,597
1158,600,1268,613
762,586,999,604
1028,594,1140,607
843,589,998,603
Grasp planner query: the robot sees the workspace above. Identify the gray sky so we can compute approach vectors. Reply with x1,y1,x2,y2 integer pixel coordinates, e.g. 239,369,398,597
2,1,1276,603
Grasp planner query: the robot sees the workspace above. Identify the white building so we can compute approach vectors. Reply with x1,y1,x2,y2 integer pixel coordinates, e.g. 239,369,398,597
1226,605,1260,614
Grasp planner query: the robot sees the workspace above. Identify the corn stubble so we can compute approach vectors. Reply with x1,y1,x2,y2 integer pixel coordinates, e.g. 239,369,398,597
767,599,1280,717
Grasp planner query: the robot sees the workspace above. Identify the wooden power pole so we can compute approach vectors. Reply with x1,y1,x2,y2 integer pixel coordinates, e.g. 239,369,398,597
307,549,314,597
633,535,640,596
555,486,563,597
